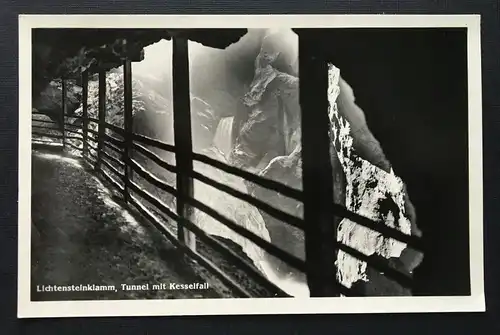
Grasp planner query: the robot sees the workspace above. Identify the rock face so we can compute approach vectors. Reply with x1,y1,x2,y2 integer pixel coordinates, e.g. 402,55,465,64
73,69,149,127
224,29,423,295
328,64,423,293
33,80,82,123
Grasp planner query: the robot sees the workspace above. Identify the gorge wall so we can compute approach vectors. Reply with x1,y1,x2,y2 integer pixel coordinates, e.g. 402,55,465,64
318,28,470,296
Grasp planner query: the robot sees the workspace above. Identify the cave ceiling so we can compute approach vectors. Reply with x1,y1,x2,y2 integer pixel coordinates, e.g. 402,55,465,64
32,28,248,97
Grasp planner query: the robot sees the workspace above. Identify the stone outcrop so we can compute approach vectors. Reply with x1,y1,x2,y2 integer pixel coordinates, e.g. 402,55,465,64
33,80,82,123
328,64,423,293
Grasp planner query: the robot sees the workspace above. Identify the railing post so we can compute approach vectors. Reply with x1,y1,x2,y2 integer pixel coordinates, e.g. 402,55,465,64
297,32,339,297
97,68,106,170
172,35,196,251
61,78,66,148
123,55,134,202
82,70,89,157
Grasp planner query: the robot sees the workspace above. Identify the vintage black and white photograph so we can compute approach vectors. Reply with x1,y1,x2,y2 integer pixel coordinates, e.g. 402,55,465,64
18,15,484,317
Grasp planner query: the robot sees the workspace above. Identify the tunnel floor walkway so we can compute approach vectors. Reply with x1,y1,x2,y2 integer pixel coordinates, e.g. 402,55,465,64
30,150,229,301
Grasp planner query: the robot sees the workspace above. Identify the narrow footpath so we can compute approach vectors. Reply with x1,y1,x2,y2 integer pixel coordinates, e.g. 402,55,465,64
30,150,230,301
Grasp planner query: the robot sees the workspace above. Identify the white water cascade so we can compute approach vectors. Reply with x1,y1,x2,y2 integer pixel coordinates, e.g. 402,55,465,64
212,116,234,159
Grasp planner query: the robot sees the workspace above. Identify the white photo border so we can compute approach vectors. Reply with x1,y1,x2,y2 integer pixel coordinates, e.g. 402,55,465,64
18,14,484,318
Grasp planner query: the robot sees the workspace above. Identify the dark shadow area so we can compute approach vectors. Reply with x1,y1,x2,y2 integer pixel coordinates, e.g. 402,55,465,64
313,28,470,296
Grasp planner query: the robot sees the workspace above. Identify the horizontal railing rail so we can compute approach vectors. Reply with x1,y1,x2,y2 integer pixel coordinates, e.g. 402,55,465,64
130,158,176,196
104,139,123,153
64,122,82,128
101,149,125,169
190,169,304,230
32,119,58,125
32,131,64,139
101,156,125,180
104,122,125,136
32,125,60,132
132,142,176,173
32,111,53,116
65,114,83,119
331,204,423,251
87,128,99,137
101,168,125,193
193,152,303,202
336,242,413,288
65,141,83,152
104,133,124,148
132,132,176,153
185,194,307,272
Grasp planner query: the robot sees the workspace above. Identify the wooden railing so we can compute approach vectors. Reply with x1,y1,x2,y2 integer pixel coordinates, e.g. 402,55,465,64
31,35,423,298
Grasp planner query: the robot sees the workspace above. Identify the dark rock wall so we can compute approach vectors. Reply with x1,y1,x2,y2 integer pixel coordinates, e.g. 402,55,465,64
320,28,470,296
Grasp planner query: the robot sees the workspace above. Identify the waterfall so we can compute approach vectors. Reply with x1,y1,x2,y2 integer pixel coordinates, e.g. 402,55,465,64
213,116,234,159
